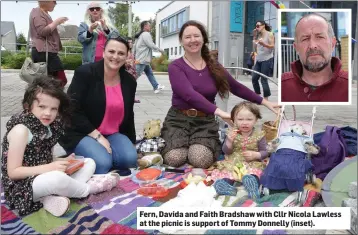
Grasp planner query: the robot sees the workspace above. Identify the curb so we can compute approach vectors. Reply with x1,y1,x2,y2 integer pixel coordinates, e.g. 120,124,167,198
1,69,167,76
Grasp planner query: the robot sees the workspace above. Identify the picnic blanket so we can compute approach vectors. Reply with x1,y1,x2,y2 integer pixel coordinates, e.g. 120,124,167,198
1,166,323,235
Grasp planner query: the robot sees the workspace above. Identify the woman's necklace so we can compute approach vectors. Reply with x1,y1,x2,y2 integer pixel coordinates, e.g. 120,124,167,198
184,55,203,76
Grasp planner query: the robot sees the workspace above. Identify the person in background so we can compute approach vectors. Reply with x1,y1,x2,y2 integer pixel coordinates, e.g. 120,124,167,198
126,37,140,103
245,52,256,76
30,1,68,87
133,21,165,94
59,37,137,176
78,2,119,64
160,20,279,169
252,20,275,100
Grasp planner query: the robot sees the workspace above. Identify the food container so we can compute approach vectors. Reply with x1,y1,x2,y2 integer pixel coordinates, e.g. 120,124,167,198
65,158,85,175
183,168,207,184
137,181,169,198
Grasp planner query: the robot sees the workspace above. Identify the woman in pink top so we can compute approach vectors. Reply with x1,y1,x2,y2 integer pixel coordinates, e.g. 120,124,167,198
60,37,137,176
78,2,120,64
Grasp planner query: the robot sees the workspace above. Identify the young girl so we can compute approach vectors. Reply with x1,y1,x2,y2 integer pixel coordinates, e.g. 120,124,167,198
1,77,118,217
220,101,268,199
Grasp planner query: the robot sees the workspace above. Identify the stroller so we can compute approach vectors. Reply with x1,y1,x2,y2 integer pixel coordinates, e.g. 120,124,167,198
267,105,318,205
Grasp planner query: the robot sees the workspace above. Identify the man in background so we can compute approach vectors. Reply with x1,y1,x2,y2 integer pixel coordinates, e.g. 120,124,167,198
133,21,165,94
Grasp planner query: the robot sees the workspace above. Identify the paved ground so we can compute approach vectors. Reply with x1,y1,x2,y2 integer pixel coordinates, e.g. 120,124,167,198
1,70,357,155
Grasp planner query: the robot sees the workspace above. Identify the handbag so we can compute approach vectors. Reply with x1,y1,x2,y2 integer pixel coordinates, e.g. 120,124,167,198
19,26,48,84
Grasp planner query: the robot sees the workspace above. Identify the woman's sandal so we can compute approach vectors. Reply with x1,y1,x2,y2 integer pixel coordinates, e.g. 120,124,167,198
42,195,70,217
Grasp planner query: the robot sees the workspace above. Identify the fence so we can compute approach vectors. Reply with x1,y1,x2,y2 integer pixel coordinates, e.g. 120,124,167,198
1,43,82,57
281,37,299,74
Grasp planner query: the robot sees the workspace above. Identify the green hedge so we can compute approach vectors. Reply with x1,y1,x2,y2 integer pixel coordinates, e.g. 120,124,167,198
1,52,82,70
1,52,27,69
151,54,169,72
59,54,82,70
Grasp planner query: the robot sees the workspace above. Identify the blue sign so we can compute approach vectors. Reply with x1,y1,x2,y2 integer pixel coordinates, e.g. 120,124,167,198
230,1,244,33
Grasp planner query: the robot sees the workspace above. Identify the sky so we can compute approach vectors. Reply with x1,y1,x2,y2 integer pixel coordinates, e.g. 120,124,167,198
1,0,170,36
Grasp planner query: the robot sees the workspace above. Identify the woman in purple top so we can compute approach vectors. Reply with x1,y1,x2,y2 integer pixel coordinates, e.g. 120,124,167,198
160,20,279,169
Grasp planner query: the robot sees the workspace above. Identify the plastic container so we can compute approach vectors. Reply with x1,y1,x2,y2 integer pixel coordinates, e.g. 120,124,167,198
137,181,169,198
183,168,207,184
131,166,164,184
65,158,85,175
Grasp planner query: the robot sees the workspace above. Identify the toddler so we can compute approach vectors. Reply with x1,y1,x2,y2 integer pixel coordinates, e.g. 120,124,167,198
1,77,117,217
214,101,268,199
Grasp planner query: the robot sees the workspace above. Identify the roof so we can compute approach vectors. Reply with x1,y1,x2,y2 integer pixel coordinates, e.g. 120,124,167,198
156,1,174,14
1,21,16,37
59,25,79,39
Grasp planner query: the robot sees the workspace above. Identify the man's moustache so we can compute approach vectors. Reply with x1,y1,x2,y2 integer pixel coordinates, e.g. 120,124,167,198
306,50,324,57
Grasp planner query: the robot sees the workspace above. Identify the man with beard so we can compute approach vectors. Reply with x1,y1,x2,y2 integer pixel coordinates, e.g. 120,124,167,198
281,13,348,102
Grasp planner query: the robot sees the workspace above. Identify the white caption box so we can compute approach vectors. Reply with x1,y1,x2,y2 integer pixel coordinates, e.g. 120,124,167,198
137,207,351,230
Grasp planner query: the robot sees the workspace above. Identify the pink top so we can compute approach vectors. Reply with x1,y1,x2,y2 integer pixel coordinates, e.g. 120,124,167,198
94,32,106,62
98,84,124,135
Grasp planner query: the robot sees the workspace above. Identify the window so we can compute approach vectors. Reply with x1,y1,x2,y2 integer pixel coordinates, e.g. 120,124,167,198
175,47,177,55
177,11,185,29
161,8,187,37
179,46,182,55
214,41,219,50
171,47,173,55
164,48,169,55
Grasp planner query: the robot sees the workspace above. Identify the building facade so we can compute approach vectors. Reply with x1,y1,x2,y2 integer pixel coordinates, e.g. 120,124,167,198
1,21,17,52
155,1,210,60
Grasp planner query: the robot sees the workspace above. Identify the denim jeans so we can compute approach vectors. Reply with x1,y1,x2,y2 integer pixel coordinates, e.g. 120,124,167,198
72,133,137,174
251,58,272,97
136,64,159,90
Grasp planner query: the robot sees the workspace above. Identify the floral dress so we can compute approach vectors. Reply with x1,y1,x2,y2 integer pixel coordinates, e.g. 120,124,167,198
227,129,267,173
1,111,64,216
211,129,267,181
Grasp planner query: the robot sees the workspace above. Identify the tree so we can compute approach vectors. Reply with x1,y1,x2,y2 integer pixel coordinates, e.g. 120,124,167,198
16,33,27,51
108,3,141,37
148,18,156,40
132,16,141,37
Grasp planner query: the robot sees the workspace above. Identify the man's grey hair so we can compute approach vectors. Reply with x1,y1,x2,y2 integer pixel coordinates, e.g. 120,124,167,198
294,13,335,41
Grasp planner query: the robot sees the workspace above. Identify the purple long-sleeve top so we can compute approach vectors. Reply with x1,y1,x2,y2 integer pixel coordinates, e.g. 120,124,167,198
168,57,263,114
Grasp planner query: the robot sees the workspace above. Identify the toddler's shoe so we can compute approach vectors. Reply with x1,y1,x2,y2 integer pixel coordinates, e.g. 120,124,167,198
42,195,70,217
213,179,238,196
242,174,260,200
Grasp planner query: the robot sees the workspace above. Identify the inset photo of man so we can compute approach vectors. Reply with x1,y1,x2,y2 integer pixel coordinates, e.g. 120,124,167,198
278,9,352,105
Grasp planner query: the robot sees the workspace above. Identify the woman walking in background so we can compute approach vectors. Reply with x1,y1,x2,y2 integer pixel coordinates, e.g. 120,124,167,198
30,1,68,87
78,2,119,64
252,20,275,100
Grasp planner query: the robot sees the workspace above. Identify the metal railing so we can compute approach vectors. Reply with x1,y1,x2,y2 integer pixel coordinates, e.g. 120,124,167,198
224,66,278,86
281,37,299,73
1,43,82,57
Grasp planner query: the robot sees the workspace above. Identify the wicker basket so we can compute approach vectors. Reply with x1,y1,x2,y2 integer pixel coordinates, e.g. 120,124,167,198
262,119,279,142
262,106,296,142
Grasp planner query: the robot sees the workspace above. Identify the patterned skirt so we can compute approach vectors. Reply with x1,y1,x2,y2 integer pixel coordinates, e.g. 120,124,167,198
160,106,221,158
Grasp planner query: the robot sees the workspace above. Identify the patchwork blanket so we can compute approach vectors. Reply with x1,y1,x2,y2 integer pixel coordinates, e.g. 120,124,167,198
0,166,320,235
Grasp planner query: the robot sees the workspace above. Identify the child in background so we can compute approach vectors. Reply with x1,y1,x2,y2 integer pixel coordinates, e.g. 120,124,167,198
222,101,268,199
1,77,117,217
